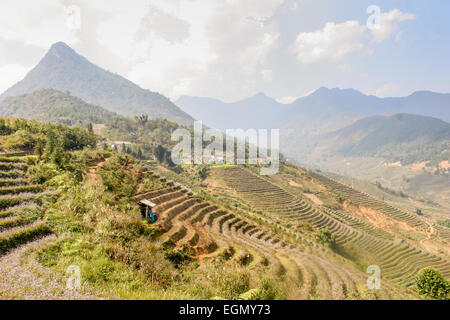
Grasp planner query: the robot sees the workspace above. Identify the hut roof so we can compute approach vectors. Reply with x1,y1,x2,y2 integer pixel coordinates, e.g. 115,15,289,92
139,199,157,208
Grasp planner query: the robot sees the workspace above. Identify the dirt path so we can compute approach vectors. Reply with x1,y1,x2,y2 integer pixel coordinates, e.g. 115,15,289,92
420,221,435,245
86,161,105,183
304,193,323,205
0,236,105,300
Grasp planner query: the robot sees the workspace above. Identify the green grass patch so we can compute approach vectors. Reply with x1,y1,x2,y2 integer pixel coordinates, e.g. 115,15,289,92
0,156,36,164
0,179,28,187
437,220,450,229
0,171,25,179
0,223,52,256
0,216,28,231
0,163,27,171
212,164,238,169
0,185,43,195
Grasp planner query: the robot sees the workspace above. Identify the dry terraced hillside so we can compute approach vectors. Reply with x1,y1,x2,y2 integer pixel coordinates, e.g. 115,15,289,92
0,156,52,256
0,149,447,299
204,166,450,289
135,168,420,299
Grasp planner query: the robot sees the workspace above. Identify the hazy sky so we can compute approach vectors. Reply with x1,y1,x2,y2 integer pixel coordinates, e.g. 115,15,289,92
0,0,449,102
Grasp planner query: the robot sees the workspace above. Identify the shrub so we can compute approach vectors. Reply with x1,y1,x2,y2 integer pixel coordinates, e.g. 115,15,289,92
415,268,449,300
237,251,253,266
258,279,285,300
165,248,192,268
99,155,138,198
28,163,62,184
2,129,35,150
315,228,336,248
238,288,261,300
236,279,284,300
214,270,250,300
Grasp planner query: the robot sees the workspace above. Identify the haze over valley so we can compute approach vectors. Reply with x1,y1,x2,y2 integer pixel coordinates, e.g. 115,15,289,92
0,0,449,303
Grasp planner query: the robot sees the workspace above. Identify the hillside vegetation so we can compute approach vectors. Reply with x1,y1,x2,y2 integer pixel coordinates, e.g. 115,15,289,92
0,117,448,300
0,42,194,125
0,89,116,128
306,114,450,165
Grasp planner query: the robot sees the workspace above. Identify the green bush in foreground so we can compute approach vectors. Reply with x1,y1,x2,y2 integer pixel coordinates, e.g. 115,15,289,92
415,268,450,300
315,228,336,248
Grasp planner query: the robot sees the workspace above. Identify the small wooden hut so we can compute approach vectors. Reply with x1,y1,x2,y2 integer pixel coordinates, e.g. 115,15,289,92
138,199,157,222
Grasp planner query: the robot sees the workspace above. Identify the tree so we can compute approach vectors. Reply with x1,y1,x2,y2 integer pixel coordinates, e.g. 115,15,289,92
87,123,94,135
415,268,449,300
34,139,45,158
165,151,175,167
51,145,65,167
137,148,143,159
136,114,149,127
197,165,208,180
45,131,57,156
155,145,167,163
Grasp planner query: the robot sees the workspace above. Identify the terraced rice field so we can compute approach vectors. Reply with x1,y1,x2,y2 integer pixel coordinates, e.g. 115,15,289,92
134,181,413,299
0,156,52,257
213,167,450,287
308,172,429,230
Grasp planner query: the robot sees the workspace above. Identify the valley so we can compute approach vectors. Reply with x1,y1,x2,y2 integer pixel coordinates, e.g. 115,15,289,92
0,40,448,301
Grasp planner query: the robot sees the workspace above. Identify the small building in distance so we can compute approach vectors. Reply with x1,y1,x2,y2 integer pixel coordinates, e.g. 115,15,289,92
110,141,132,149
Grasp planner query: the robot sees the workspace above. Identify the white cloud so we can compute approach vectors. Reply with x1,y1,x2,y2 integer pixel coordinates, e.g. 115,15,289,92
276,96,298,104
395,31,404,42
0,0,284,100
371,9,415,43
293,20,367,64
290,1,301,11
123,0,283,100
293,9,415,64
372,83,401,97
0,2,421,102
338,64,354,73
261,69,273,81
0,63,31,93
0,0,79,49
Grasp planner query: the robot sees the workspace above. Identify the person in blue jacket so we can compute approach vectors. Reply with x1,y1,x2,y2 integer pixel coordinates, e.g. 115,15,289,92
147,207,156,222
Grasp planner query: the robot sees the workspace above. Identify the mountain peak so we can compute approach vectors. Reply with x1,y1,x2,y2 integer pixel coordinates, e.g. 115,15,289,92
310,87,366,97
313,87,331,94
249,92,271,100
50,41,72,51
45,41,82,64
0,42,193,124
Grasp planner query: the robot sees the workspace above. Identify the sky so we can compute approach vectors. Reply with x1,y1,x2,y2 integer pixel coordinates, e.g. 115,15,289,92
0,0,449,103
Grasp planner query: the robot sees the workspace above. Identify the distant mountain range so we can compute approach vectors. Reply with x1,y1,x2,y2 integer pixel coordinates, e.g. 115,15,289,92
307,113,450,164
0,89,116,127
177,93,289,130
177,87,450,132
0,42,194,125
289,87,450,122
1,41,448,169
177,87,450,166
